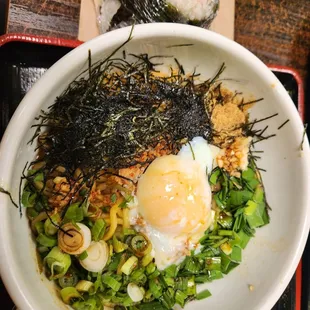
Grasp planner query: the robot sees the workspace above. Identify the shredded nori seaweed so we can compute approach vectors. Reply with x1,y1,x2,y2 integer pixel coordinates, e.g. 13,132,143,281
31,50,219,180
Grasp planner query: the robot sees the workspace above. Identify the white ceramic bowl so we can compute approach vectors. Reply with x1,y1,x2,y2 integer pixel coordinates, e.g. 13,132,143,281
0,24,309,310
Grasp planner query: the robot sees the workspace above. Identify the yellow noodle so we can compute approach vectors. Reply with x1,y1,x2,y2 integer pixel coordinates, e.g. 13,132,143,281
122,208,130,229
117,208,123,218
104,218,123,225
103,199,122,241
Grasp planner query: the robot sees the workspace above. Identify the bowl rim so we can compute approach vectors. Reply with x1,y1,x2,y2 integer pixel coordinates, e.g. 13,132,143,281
0,23,309,310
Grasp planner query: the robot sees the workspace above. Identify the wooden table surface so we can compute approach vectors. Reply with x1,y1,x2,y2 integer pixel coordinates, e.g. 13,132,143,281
235,0,310,84
5,0,310,83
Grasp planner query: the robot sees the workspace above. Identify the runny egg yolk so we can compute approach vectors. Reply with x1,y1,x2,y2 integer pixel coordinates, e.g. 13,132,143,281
136,155,212,235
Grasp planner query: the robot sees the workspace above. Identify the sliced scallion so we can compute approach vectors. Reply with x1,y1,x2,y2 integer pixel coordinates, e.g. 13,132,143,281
102,275,121,291
121,256,138,275
196,289,212,300
60,287,82,304
36,233,57,248
75,280,94,292
91,219,106,242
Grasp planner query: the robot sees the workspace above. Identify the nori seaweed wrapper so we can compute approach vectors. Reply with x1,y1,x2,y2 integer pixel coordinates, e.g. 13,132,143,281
110,0,219,30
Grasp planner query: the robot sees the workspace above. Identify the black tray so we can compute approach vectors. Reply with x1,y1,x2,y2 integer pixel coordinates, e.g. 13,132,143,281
0,40,309,310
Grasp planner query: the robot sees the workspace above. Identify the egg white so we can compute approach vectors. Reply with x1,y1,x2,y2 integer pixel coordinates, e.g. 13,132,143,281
178,136,220,174
129,137,220,270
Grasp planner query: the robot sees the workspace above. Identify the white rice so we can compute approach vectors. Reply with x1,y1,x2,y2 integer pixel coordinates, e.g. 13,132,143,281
167,0,219,21
99,0,121,33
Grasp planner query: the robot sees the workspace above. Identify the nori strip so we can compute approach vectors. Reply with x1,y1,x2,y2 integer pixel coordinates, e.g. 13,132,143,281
110,0,219,29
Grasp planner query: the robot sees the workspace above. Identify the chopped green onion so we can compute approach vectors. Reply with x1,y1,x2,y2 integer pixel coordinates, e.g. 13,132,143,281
194,275,210,283
218,230,233,236
139,301,164,310
130,269,147,285
229,190,253,206
78,251,88,261
141,253,154,267
185,257,200,274
212,237,228,248
44,213,61,236
196,289,212,300
146,262,156,275
175,277,188,292
121,256,138,275
75,280,94,292
209,167,221,185
124,228,136,236
131,234,152,257
37,246,49,254
164,277,175,287
60,287,82,304
21,190,37,208
208,270,223,281
208,236,223,240
231,246,242,263
34,200,44,212
233,213,245,232
36,233,57,247
107,253,122,272
79,188,88,197
110,193,117,204
175,290,187,307
242,168,260,189
229,231,241,247
44,247,71,280
33,171,44,182
119,195,133,209
149,278,162,298
102,274,121,291
72,299,96,310
224,261,239,274
26,207,39,220
245,200,265,229
160,287,175,309
113,235,128,253
220,242,232,255
252,185,264,202
34,221,44,235
213,192,226,209
187,276,196,296
127,282,145,302
164,264,177,277
143,290,154,303
205,257,221,271
241,168,256,181
90,272,103,295
220,252,231,273
148,270,161,280
91,219,106,241
236,229,251,249
64,202,84,222
58,272,79,289
218,212,233,229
